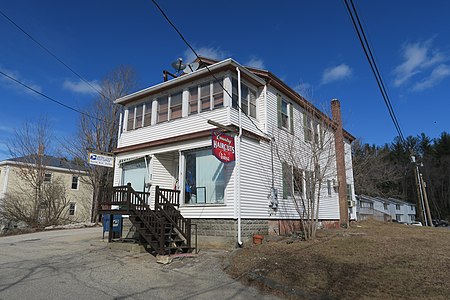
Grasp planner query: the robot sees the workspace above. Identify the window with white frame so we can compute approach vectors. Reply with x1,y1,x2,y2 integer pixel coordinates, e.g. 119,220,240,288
346,184,352,201
189,86,198,115
383,203,388,210
277,94,293,133
170,92,182,120
304,113,313,142
232,78,257,118
184,148,225,205
157,95,169,123
69,202,76,216
396,204,401,210
71,176,79,190
396,214,402,221
190,78,224,113
143,100,152,127
409,214,415,221
127,106,135,130
327,179,332,196
127,103,145,130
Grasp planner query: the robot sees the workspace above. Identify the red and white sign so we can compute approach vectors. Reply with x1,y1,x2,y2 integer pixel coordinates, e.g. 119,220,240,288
211,130,235,163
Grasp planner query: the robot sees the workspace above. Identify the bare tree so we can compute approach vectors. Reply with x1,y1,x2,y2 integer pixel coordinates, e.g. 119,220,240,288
65,65,137,222
0,117,71,227
274,104,336,240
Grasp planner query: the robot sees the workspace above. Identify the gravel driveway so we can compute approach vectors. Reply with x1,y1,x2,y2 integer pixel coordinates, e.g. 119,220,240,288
0,227,278,300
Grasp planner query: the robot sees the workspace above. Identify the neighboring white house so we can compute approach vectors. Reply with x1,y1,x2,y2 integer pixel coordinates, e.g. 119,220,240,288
356,195,417,223
112,57,356,245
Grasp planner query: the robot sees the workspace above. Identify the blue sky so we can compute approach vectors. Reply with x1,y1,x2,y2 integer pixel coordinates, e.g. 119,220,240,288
1,0,449,160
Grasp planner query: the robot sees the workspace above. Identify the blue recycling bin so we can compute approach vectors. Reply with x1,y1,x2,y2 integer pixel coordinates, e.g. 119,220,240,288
102,214,122,239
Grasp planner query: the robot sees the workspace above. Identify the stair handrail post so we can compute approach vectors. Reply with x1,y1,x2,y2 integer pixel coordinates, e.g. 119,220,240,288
126,183,132,210
155,185,160,211
187,218,191,247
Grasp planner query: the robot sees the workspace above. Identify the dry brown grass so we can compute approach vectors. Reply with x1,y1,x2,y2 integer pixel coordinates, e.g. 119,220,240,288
226,220,450,299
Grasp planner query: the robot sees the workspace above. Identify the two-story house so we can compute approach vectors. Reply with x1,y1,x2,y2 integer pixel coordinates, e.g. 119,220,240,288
110,57,356,247
0,155,93,230
356,195,416,223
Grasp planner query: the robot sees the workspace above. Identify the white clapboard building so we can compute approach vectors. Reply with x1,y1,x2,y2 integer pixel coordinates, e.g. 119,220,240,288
111,57,356,246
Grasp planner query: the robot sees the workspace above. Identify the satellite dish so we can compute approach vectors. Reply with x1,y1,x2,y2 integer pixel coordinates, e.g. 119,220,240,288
171,58,186,73
183,62,199,74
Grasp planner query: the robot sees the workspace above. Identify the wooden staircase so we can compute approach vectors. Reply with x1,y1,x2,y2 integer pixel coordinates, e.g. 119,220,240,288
99,183,194,255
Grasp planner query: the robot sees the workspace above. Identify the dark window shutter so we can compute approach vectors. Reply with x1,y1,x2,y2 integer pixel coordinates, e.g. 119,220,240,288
289,103,294,134
277,94,282,128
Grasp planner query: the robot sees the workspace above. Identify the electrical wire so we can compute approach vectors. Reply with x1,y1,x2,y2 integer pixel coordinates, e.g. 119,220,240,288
0,8,110,101
0,70,108,124
150,0,270,139
343,0,406,144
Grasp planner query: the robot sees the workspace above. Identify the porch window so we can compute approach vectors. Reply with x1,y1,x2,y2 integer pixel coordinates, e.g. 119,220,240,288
189,87,198,115
184,148,225,204
212,80,224,108
304,113,313,142
200,82,211,112
127,106,135,130
143,101,152,127
170,92,182,120
157,96,168,123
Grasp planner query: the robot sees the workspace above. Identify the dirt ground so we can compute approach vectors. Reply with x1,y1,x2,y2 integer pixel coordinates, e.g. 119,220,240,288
225,220,450,299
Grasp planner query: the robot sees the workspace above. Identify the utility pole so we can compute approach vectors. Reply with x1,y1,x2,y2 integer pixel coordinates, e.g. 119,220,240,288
420,173,433,226
411,155,427,226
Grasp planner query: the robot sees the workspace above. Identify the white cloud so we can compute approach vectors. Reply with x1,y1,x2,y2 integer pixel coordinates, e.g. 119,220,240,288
184,47,228,64
413,64,450,91
394,39,446,87
0,65,43,95
293,82,312,96
245,57,265,69
63,79,101,95
321,64,352,85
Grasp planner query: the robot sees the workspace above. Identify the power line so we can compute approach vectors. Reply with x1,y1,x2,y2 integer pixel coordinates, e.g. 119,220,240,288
149,0,270,138
0,69,107,124
0,8,110,101
343,0,406,144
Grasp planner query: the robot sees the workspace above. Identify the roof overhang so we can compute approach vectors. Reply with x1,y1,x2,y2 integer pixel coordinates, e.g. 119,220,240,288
115,58,266,105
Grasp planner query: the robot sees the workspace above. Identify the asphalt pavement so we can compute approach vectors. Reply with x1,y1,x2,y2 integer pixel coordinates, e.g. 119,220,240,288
0,227,278,300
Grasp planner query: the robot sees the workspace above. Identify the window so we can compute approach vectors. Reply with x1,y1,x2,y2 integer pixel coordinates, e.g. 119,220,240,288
212,80,224,108
396,214,402,221
184,148,225,204
200,82,211,112
127,106,135,130
69,202,76,216
409,214,415,221
346,184,352,201
127,104,144,130
170,92,182,120
282,162,292,199
232,78,257,118
189,87,198,115
383,203,388,210
304,113,313,142
305,170,314,201
71,176,79,190
157,96,168,123
396,204,401,210
143,101,152,127
44,173,52,183
410,205,415,211
327,180,332,196
281,100,289,129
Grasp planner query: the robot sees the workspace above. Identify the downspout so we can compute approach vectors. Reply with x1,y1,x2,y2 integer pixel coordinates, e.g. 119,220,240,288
236,67,243,247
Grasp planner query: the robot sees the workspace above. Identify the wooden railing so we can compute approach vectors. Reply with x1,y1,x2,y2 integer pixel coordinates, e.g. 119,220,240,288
155,186,191,247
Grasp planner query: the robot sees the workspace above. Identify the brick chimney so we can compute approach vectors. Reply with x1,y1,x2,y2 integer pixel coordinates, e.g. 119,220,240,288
331,99,349,227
